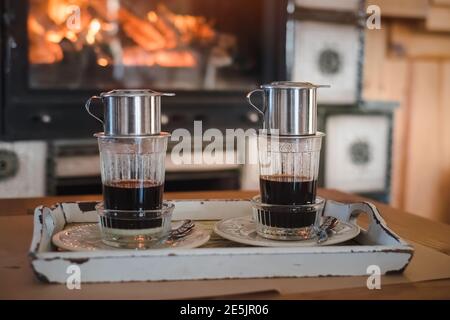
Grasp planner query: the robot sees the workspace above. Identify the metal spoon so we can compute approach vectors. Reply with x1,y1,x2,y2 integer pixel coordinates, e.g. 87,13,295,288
168,219,195,241
315,216,339,244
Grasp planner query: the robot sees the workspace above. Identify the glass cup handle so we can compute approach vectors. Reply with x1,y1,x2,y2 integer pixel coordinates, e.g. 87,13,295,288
246,89,265,116
85,96,104,125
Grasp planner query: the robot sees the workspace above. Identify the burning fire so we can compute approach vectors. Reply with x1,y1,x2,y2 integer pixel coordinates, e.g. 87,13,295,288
85,19,101,45
28,0,219,68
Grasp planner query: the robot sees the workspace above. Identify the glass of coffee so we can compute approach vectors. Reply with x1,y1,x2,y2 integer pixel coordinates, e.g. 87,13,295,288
253,132,325,240
96,133,172,248
251,195,325,240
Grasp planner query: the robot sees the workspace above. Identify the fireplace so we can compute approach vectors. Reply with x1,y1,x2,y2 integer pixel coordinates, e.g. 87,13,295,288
1,0,288,140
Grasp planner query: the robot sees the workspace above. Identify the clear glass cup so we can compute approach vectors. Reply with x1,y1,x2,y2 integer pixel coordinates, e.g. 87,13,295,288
96,202,174,249
255,132,325,240
251,195,325,240
95,132,170,248
257,133,324,206
96,133,169,211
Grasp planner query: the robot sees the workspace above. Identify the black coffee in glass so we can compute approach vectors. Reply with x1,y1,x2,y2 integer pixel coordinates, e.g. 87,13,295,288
103,179,163,210
260,175,316,205
102,179,164,229
259,175,317,228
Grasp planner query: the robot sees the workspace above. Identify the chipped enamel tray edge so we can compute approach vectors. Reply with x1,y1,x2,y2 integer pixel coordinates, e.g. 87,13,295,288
29,199,414,283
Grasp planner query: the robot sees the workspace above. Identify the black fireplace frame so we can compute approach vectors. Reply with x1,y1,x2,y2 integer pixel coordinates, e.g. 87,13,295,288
0,0,288,140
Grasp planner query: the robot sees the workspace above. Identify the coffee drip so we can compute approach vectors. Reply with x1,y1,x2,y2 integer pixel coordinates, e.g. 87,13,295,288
86,89,174,238
247,82,327,239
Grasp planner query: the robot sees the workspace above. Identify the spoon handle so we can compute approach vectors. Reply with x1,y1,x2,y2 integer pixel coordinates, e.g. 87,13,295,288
316,216,338,244
168,220,195,240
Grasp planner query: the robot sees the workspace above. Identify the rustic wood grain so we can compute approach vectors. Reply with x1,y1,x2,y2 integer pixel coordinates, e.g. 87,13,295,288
233,279,450,300
362,20,411,210
1,189,449,255
367,0,428,18
403,61,450,223
439,62,450,223
390,22,450,59
362,21,388,101
433,0,450,6
320,189,450,255
426,6,450,32
364,20,450,224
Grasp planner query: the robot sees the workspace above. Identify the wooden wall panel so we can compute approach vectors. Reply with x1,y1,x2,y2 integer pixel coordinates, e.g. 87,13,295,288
437,62,450,223
367,0,428,18
363,25,388,101
432,0,450,7
391,23,450,59
384,60,409,209
426,6,450,32
364,14,450,223
403,61,449,222
363,23,409,209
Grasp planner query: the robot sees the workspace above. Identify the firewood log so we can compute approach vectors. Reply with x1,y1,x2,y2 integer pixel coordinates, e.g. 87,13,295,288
119,8,167,51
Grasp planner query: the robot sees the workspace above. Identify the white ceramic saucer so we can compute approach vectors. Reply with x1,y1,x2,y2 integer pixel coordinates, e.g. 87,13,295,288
214,216,360,247
52,222,210,252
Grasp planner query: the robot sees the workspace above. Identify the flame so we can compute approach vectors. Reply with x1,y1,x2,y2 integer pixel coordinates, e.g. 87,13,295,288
47,0,72,25
156,51,197,67
97,58,109,67
86,19,101,45
28,1,221,68
147,11,158,23
65,30,78,42
46,31,63,43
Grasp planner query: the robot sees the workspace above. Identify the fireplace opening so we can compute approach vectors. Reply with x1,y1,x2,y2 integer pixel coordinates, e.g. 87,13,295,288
28,0,263,90
2,0,286,140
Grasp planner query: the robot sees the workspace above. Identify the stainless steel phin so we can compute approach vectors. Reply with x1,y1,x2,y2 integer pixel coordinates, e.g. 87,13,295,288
85,89,175,248
246,82,329,136
247,81,329,240
85,89,174,136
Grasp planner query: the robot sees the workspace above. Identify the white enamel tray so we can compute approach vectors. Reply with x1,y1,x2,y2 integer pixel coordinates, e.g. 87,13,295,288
29,199,414,283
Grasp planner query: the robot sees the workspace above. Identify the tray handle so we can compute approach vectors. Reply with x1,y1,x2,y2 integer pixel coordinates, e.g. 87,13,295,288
324,200,406,246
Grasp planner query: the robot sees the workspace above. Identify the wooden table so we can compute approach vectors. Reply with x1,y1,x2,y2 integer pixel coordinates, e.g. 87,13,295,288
1,189,449,299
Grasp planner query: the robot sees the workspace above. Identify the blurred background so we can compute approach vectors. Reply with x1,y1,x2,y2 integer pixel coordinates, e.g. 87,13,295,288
0,0,448,224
